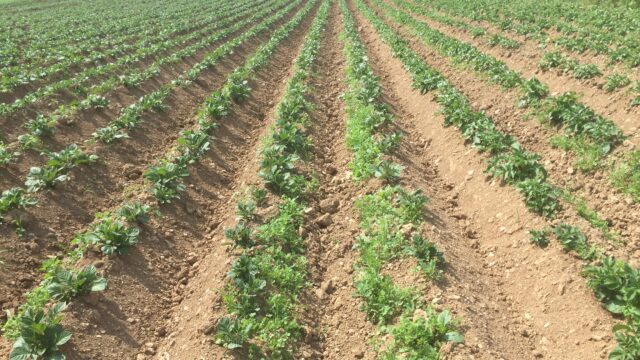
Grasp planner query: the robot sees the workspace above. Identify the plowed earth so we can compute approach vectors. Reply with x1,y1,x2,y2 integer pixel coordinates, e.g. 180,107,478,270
1,1,634,359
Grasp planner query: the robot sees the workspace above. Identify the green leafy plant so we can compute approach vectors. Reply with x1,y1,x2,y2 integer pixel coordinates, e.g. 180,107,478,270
18,134,41,150
140,87,170,111
236,200,257,222
176,129,210,164
603,73,631,92
487,34,519,49
583,256,640,359
379,310,463,360
117,202,151,223
515,178,559,218
529,229,550,247
518,78,549,107
611,150,640,202
410,234,444,278
25,114,56,138
355,268,419,324
224,70,251,102
13,217,26,237
0,141,19,165
486,144,546,184
374,160,403,183
214,317,252,350
0,187,37,215
204,91,229,118
25,144,97,192
79,94,108,109
8,303,71,360
76,214,140,255
538,51,567,71
554,223,596,259
540,92,624,155
224,222,254,249
584,257,640,316
144,161,189,203
609,324,640,360
249,186,268,206
572,63,602,79
46,265,107,302
92,124,129,144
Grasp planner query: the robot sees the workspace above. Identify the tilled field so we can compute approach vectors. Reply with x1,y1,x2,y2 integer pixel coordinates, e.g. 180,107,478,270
1,0,639,359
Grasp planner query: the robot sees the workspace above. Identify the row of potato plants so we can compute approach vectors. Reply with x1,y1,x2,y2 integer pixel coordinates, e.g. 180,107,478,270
141,0,314,205
362,0,561,219
0,0,220,85
406,0,639,94
378,0,636,239
388,0,624,163
379,0,640,212
2,2,318,358
213,3,329,357
0,0,269,117
0,0,280,166
390,0,640,217
340,1,463,358
0,0,197,67
404,0,640,105
393,0,522,51
529,221,640,359
1,0,169,69
0,0,231,94
356,2,640,358
364,0,617,237
0,0,301,223
387,0,626,166
414,0,640,69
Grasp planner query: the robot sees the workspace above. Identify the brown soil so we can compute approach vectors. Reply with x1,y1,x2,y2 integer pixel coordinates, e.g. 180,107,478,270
0,0,221,105
390,0,640,141
349,1,616,359
1,1,629,359
0,0,284,141
407,0,640,106
0,2,307,347
368,0,640,261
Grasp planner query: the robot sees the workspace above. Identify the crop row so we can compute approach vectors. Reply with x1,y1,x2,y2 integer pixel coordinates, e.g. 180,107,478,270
377,0,640,210
340,0,463,358
376,0,640,237
0,0,273,117
403,0,640,105
214,2,329,356
365,0,567,218
2,1,317,358
0,0,301,225
355,1,640,357
529,221,640,359
0,0,216,74
414,0,640,68
0,0,280,166
0,0,232,94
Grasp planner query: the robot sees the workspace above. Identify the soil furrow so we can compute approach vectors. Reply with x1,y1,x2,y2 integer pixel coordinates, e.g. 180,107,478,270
0,2,307,335
0,0,284,151
300,3,376,359
0,0,237,106
350,2,618,358
364,0,640,259
22,2,322,358
386,0,640,140
58,3,324,358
